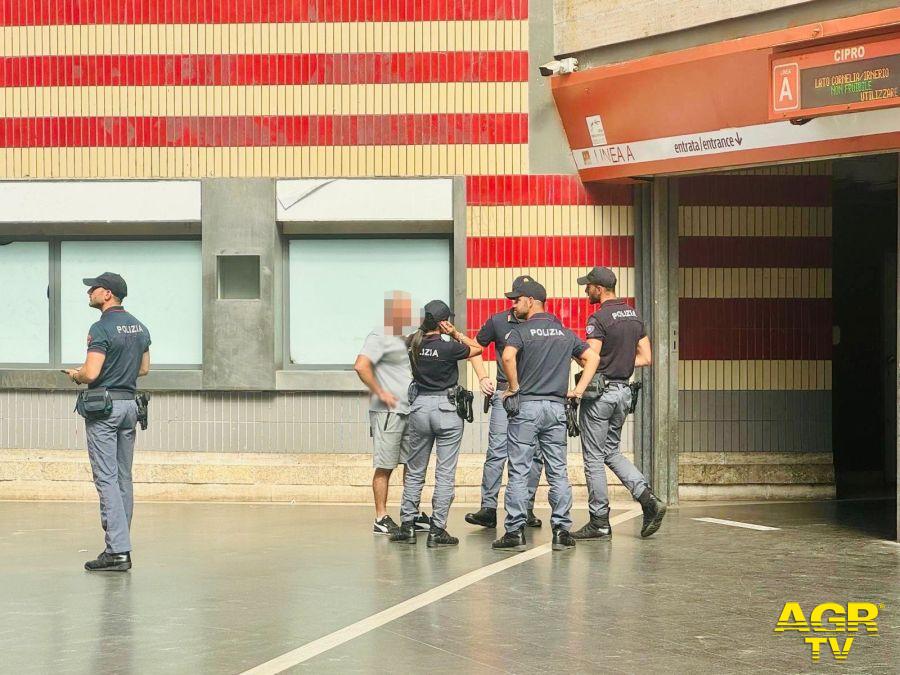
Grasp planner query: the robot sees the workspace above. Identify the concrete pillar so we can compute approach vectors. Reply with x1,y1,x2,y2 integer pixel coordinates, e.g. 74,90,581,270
646,178,680,503
201,179,279,390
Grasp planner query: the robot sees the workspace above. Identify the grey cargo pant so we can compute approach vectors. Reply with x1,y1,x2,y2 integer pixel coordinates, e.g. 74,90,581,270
504,400,573,533
401,394,464,531
85,399,138,554
480,390,544,509
578,384,649,517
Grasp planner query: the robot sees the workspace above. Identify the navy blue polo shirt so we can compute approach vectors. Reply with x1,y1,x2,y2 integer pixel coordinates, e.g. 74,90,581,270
410,333,470,392
86,307,151,393
475,309,521,383
585,298,646,380
505,313,589,403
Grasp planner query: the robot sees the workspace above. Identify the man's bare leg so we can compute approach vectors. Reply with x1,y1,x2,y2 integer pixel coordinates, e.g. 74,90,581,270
373,468,393,519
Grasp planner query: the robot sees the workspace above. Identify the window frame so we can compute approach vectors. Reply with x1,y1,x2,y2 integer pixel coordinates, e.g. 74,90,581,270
0,234,202,370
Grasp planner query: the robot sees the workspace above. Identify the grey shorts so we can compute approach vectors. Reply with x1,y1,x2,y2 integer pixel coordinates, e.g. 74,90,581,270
369,411,410,469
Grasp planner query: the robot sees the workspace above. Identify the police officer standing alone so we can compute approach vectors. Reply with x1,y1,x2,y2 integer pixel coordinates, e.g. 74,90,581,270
492,279,601,552
390,300,482,548
571,266,666,541
465,276,545,531
65,273,150,571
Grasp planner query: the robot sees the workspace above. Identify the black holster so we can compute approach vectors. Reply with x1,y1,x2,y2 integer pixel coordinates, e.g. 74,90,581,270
135,391,150,430
502,392,520,418
565,398,580,437
75,387,112,421
448,385,474,423
407,382,420,405
628,381,643,415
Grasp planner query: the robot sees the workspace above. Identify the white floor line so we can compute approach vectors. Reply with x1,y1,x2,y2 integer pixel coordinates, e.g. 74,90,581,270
241,508,644,674
692,517,780,531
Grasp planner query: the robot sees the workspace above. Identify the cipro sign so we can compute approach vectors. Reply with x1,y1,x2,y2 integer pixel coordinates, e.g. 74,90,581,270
770,33,900,120
774,601,883,662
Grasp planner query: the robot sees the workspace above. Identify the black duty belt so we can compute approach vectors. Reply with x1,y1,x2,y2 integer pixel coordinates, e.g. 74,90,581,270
496,381,509,392
107,390,136,400
418,389,453,397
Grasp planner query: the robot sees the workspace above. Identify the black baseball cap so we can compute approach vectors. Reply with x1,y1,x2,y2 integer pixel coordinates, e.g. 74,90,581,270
423,299,453,322
504,275,547,303
577,266,617,288
83,272,128,299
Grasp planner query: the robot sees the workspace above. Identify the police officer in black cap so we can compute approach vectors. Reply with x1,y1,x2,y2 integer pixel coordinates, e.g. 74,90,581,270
390,300,482,547
571,266,666,540
64,272,150,571
465,275,545,530
492,278,601,552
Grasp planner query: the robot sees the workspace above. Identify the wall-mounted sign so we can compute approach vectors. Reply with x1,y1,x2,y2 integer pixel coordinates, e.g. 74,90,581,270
770,33,900,120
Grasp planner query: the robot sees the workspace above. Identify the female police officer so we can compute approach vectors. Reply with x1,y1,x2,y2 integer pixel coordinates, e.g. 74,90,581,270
390,300,482,548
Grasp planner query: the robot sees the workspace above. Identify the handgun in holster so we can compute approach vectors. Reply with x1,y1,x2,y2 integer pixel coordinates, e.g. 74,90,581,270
565,398,580,437
448,385,474,423
135,391,150,430
407,382,420,405
574,371,607,401
628,381,643,415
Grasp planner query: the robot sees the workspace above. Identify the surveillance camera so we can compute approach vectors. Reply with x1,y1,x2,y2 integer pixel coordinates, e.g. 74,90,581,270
538,57,579,77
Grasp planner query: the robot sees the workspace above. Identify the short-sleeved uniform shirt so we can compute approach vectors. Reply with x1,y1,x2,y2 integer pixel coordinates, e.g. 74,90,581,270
410,333,470,392
585,298,646,380
86,306,151,394
475,309,520,383
359,330,412,414
505,312,589,403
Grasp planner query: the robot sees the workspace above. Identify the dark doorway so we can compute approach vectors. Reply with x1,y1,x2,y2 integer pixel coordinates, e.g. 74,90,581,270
832,154,899,526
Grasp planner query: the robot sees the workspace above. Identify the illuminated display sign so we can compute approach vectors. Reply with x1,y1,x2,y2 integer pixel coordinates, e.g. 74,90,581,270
770,34,899,119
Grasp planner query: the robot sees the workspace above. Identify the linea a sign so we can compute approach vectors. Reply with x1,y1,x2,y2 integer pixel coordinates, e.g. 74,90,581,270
572,106,900,171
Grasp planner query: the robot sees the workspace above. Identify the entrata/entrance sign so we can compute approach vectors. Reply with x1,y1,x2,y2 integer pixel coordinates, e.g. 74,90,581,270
770,33,900,120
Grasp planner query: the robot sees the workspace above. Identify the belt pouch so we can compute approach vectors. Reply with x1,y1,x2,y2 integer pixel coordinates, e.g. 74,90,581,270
76,387,113,421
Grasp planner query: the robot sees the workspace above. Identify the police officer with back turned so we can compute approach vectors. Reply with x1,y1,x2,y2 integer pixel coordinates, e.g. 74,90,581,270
65,273,150,572
492,278,601,552
571,266,666,541
465,276,545,530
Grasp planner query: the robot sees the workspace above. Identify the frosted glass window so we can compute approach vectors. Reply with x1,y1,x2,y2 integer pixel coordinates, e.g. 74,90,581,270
0,242,50,364
289,238,451,366
60,241,202,365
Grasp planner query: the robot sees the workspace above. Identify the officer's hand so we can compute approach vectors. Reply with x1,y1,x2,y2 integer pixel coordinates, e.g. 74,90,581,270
501,388,518,400
479,377,495,396
64,369,79,383
438,320,458,337
378,390,399,409
567,389,583,400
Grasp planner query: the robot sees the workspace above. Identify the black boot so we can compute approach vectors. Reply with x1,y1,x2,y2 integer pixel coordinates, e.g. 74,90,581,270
637,488,667,538
389,521,417,544
551,528,576,551
84,551,131,572
464,507,497,528
492,528,527,552
571,513,612,540
426,525,459,548
525,509,542,528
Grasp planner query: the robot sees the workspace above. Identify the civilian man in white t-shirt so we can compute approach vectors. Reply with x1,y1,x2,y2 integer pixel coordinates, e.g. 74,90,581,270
354,291,430,535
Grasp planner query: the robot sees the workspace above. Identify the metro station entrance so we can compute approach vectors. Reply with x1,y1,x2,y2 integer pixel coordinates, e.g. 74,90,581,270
832,154,899,517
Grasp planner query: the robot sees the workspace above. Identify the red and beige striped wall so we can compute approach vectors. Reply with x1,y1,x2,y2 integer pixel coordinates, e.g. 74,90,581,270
678,163,833,454
0,0,529,177
464,174,635,379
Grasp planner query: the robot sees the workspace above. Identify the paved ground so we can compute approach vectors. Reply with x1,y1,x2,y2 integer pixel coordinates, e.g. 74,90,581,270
0,498,897,674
